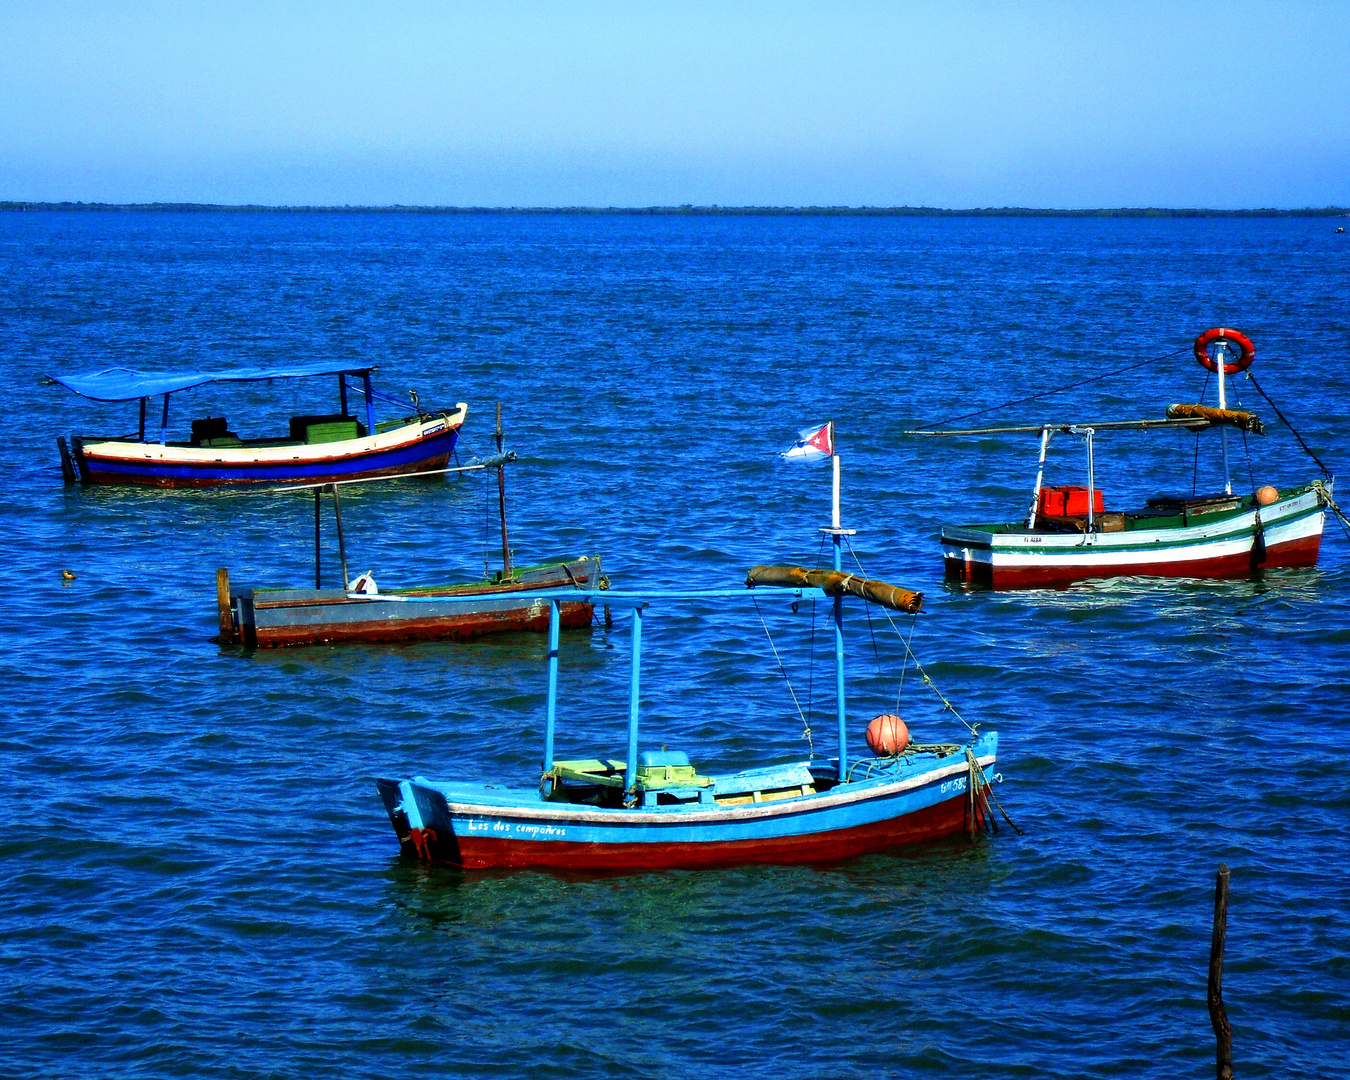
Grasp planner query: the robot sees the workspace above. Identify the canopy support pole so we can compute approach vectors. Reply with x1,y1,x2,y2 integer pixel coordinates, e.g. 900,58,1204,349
1216,344,1233,495
138,397,147,442
625,604,643,802
339,375,349,417
543,599,560,775
332,484,349,589
832,454,847,782
362,372,376,438
159,394,170,445
1027,426,1052,529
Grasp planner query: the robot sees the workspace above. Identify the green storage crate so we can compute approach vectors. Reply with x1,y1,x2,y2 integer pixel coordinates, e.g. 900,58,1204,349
303,420,363,444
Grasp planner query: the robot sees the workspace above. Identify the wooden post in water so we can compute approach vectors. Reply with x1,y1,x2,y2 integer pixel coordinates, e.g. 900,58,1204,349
332,484,350,590
1208,862,1234,1080
215,567,233,641
314,488,322,588
56,437,77,484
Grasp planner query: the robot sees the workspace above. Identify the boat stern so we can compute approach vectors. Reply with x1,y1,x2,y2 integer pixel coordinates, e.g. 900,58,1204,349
940,524,999,584
376,777,460,863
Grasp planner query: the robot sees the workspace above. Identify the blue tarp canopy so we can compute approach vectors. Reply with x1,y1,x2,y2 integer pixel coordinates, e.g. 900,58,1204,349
45,363,374,402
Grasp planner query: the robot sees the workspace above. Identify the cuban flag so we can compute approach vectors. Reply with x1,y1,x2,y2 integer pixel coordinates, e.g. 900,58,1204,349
781,421,834,463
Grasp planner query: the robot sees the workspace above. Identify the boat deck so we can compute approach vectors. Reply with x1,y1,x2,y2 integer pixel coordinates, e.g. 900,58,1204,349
412,744,974,816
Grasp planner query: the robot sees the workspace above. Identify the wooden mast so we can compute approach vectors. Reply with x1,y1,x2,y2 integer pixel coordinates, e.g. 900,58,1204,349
495,402,512,578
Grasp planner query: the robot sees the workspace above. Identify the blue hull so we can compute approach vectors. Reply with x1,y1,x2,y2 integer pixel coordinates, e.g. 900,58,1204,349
378,733,999,871
73,426,459,487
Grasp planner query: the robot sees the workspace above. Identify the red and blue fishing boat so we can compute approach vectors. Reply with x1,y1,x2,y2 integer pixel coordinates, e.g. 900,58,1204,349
47,362,466,487
378,458,1006,871
913,328,1337,588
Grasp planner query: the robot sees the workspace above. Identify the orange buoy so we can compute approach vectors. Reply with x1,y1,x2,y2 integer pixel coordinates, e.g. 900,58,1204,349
865,714,910,756
1255,485,1279,506
1193,327,1255,375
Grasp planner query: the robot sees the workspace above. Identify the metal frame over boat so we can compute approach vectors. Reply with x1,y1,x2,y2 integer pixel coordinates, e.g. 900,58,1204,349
912,329,1333,589
47,362,466,487
378,458,1002,872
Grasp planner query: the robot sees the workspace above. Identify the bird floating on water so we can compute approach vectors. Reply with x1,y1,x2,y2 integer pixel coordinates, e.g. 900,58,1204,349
61,569,76,582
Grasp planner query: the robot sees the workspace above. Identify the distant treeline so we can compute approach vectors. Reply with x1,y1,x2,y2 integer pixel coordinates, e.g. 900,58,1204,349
3,200,1348,218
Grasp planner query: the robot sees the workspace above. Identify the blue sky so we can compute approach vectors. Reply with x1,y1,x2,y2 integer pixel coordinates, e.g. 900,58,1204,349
1,1,1346,208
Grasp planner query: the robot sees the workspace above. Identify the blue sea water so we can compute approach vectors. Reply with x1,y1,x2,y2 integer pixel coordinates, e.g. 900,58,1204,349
1,211,1348,1078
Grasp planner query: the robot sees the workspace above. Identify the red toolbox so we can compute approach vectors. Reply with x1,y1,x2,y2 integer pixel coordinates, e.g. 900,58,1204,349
1038,485,1104,517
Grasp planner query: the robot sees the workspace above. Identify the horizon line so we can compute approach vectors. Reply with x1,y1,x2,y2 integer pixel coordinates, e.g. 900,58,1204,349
3,200,1350,219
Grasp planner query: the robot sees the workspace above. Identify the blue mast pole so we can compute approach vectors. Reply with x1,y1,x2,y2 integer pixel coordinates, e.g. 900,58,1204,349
625,603,643,801
542,598,560,778
832,453,847,782
362,371,376,438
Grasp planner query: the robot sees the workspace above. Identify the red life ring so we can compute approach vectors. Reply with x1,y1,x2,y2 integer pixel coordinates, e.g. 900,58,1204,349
1194,327,1255,375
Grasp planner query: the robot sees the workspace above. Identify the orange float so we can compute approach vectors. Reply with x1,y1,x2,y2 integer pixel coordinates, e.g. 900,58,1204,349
865,714,910,756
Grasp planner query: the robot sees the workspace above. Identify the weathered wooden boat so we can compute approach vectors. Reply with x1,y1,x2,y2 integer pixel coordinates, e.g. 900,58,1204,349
912,328,1335,588
219,557,602,648
378,457,1004,872
47,362,465,487
216,407,604,647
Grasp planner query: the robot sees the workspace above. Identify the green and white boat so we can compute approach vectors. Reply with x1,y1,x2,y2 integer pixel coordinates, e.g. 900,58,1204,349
912,328,1334,589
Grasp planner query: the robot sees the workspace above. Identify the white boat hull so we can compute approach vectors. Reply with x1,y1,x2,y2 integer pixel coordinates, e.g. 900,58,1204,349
942,484,1328,588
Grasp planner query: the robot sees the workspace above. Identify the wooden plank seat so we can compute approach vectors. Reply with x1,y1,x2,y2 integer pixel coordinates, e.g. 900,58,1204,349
713,762,815,797
551,757,818,808
550,754,716,791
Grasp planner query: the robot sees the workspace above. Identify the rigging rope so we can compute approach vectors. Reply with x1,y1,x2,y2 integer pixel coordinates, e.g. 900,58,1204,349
751,596,814,756
966,748,1023,835
1192,367,1212,497
805,598,816,753
915,345,1191,430
894,612,918,715
1312,480,1350,543
1246,370,1334,479
843,537,978,737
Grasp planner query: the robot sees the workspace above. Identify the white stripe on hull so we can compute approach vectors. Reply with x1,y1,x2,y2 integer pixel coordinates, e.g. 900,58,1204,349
941,487,1326,578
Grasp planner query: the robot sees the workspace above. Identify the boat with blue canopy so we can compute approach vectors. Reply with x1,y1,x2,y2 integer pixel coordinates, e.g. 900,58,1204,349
378,458,1008,871
46,362,466,487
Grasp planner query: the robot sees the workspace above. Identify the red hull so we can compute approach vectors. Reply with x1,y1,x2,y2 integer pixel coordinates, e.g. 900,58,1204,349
403,792,986,871
945,532,1322,589
253,601,594,647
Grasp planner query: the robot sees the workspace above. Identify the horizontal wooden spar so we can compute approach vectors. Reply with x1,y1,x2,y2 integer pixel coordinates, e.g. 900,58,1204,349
1165,404,1265,434
343,585,832,606
745,565,923,613
905,417,1217,436
272,451,518,493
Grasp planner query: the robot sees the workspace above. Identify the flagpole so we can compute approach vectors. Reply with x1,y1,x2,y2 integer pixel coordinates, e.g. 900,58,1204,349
832,451,847,782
